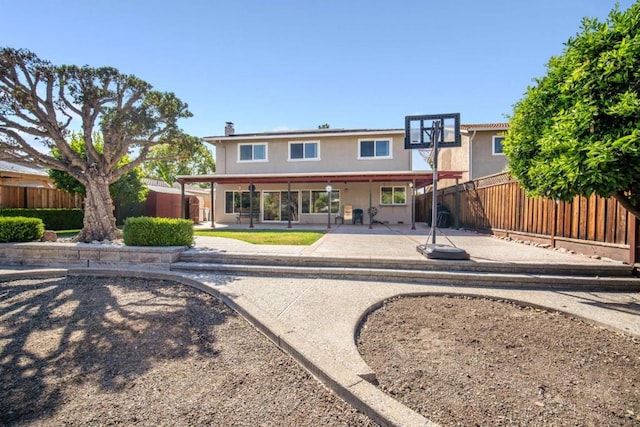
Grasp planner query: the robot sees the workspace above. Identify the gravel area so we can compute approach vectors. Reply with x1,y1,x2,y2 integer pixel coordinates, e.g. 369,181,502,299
1,276,375,426
357,295,640,426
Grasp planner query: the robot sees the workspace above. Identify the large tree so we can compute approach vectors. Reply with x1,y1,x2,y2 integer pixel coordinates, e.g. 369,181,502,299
0,48,200,241
49,132,148,205
504,3,640,218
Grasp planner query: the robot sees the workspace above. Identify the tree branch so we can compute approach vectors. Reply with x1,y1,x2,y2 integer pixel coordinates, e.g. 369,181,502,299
614,191,640,219
58,83,82,116
0,115,50,138
0,128,69,170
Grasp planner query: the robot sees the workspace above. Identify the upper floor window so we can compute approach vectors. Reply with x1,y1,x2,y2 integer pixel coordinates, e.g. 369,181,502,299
380,186,406,205
239,143,268,162
492,136,505,155
358,139,391,159
289,141,320,161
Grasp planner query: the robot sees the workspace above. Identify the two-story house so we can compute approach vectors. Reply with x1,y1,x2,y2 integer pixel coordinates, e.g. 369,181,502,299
437,123,510,186
177,123,464,226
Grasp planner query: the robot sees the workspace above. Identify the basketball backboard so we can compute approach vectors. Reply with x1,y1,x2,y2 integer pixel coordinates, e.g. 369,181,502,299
404,113,461,149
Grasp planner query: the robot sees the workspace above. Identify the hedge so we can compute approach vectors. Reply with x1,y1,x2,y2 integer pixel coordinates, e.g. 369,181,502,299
0,216,45,242
123,216,194,246
0,208,83,230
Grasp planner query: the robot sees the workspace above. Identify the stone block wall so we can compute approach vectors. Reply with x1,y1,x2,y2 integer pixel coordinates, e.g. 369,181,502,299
0,242,185,270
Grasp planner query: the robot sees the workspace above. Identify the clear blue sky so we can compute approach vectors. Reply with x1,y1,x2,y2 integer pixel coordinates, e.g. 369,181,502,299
2,0,636,139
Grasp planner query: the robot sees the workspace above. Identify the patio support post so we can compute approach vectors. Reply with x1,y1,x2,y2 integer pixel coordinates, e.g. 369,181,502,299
210,182,216,228
249,183,255,229
180,181,185,219
287,181,292,229
325,183,332,230
454,178,460,229
368,180,373,229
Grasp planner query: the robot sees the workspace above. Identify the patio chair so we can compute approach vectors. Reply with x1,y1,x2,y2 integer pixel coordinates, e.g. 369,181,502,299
353,208,364,224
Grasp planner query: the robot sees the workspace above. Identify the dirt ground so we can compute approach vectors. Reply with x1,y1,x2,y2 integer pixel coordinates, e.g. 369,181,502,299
0,276,374,426
357,295,640,426
4,276,640,427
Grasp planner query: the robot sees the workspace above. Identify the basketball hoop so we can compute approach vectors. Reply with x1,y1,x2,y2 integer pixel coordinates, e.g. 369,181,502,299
404,113,461,150
404,113,469,260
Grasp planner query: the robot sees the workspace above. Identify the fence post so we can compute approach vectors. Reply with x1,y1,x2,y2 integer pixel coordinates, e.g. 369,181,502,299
180,181,185,219
551,199,557,248
630,215,638,266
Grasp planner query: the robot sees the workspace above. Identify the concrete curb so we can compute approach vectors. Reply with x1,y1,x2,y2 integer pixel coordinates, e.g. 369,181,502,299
171,262,640,291
0,268,69,282
180,251,634,277
210,281,434,427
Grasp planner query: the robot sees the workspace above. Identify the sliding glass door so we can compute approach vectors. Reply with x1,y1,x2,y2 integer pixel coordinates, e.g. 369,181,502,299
262,191,299,222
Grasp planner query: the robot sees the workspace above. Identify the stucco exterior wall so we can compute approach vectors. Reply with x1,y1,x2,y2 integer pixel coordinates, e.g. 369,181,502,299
437,136,470,185
437,129,509,189
214,131,409,175
471,131,508,179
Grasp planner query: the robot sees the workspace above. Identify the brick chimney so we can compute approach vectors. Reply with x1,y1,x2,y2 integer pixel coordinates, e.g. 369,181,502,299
225,122,235,136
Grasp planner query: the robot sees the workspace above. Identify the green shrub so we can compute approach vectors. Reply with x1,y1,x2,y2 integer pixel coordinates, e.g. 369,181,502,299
0,216,45,242
0,208,83,230
123,216,194,246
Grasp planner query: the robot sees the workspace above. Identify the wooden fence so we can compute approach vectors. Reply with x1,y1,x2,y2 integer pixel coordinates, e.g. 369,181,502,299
0,185,82,209
416,172,639,265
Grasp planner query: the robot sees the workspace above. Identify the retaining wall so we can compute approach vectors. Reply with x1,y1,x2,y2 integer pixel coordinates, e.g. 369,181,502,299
0,242,185,270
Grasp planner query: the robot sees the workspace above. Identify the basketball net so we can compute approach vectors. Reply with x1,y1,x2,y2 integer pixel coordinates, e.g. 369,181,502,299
418,148,435,168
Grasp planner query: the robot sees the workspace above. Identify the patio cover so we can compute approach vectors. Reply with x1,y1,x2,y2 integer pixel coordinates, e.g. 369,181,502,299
176,170,464,227
176,170,464,188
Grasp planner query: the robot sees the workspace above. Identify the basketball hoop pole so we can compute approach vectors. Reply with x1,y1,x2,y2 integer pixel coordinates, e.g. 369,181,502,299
406,113,469,260
430,120,440,245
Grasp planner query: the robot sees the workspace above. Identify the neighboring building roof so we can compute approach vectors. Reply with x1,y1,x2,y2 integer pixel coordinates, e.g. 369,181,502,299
0,160,53,188
204,128,405,142
460,123,510,132
143,178,209,195
0,160,48,176
206,124,509,142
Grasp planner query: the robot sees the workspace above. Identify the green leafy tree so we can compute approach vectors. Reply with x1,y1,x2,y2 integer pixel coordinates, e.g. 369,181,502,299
49,132,148,204
142,143,215,186
0,48,201,241
504,3,640,218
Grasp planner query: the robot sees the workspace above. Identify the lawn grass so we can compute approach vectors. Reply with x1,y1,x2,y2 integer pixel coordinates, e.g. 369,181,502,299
55,230,81,238
194,229,325,245
54,228,325,246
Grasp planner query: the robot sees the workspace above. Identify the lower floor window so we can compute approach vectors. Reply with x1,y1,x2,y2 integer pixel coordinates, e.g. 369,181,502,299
301,190,340,214
225,189,340,217
225,191,259,213
380,186,406,205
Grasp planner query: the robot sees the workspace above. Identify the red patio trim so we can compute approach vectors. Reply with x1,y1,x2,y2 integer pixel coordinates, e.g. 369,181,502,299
177,170,464,189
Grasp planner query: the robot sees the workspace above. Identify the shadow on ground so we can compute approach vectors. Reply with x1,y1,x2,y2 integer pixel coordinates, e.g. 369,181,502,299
0,276,233,425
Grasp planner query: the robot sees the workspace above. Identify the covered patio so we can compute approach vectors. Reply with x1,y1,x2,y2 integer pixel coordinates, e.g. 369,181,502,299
177,170,463,229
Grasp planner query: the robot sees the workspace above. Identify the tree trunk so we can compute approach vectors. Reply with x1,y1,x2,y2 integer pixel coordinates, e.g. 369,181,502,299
75,175,122,242
614,191,640,219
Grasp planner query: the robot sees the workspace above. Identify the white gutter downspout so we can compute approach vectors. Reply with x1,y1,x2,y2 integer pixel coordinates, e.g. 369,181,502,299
469,130,477,180
219,140,227,174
